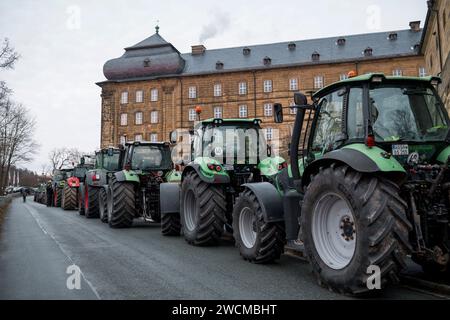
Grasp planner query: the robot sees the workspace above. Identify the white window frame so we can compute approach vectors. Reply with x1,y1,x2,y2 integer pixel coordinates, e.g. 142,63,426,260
120,113,128,126
213,106,222,118
150,133,158,142
238,82,247,95
392,69,403,76
134,134,143,142
419,67,427,77
289,101,297,114
339,74,349,81
119,135,126,145
188,86,197,99
214,83,222,97
265,128,273,141
189,108,197,121
239,105,248,118
135,112,143,125
264,103,273,117
263,80,273,93
150,88,158,102
314,76,324,89
289,78,298,91
150,111,158,124
120,91,128,104
135,90,144,103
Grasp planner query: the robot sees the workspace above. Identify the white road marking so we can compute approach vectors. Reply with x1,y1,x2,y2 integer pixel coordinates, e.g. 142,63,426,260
24,202,101,300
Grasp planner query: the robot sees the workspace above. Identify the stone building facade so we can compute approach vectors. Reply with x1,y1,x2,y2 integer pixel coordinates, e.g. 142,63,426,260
421,0,450,113
97,22,426,149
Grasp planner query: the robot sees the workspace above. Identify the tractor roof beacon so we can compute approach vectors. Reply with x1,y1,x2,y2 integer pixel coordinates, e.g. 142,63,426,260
234,73,450,295
159,116,287,257
106,141,181,228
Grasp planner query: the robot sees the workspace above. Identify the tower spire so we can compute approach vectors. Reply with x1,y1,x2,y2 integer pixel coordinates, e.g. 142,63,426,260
155,20,160,34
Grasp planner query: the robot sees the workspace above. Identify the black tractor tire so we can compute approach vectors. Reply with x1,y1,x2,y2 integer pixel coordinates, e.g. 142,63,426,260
78,184,85,215
108,177,136,228
84,185,100,219
62,185,77,210
302,164,412,296
161,213,181,236
54,187,62,207
99,187,108,223
180,171,226,246
232,188,286,264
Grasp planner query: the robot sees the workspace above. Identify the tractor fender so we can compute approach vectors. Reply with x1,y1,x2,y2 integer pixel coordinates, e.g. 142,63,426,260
182,163,230,184
302,144,406,186
160,183,180,216
114,170,140,183
242,182,284,223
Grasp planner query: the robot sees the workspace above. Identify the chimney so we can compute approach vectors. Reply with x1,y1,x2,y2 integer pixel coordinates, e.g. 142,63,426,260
409,21,421,32
191,45,206,55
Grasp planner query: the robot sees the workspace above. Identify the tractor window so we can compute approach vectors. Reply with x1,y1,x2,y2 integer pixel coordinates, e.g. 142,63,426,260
311,90,344,154
347,87,364,140
131,146,171,170
369,85,449,142
103,152,121,171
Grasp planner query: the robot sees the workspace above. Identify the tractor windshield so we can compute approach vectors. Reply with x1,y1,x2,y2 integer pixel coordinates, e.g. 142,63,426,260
102,152,121,171
369,84,449,142
199,124,267,165
131,145,172,171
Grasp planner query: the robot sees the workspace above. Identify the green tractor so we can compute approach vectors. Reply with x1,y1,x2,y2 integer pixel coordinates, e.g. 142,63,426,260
33,183,47,204
61,156,95,211
233,73,450,295
52,168,73,207
105,141,181,228
79,147,124,220
160,118,286,255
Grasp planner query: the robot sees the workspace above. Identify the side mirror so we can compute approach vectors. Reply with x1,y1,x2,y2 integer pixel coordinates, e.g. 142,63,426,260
80,157,85,165
294,92,308,106
107,147,114,157
169,131,177,144
274,103,283,123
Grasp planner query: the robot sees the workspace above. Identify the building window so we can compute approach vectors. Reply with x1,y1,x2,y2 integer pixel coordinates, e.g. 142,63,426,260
136,90,143,103
150,133,158,142
150,111,158,124
189,108,197,121
213,106,222,118
135,112,143,125
392,69,403,76
120,91,128,104
120,113,128,126
188,86,197,99
263,80,273,93
340,74,349,81
150,89,158,102
214,83,222,97
289,78,298,91
419,67,427,77
265,128,273,141
289,100,297,114
314,76,324,89
239,105,248,118
119,135,126,145
239,82,247,95
134,134,143,142
264,103,273,117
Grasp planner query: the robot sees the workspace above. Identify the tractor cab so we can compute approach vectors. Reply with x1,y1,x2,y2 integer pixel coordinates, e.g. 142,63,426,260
123,141,173,175
95,147,123,172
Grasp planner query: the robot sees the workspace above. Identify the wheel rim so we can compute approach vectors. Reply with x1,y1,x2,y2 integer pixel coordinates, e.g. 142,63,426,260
311,192,356,270
184,189,198,232
239,207,257,248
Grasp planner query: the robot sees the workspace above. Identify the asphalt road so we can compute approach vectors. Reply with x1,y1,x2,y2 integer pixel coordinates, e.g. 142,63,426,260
0,197,445,300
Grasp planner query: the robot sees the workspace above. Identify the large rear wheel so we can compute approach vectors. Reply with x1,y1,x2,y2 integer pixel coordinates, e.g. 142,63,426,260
54,187,62,207
302,165,412,295
62,185,77,210
161,213,181,236
99,187,108,223
233,189,285,263
180,171,226,246
108,177,136,228
84,185,100,219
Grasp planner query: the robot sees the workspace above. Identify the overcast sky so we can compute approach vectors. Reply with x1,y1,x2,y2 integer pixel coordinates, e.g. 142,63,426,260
0,0,427,173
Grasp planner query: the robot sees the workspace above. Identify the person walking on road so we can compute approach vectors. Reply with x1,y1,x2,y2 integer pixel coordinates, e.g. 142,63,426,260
21,188,27,203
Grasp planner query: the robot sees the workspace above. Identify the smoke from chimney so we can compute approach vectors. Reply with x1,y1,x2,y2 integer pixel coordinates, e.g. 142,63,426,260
199,11,231,44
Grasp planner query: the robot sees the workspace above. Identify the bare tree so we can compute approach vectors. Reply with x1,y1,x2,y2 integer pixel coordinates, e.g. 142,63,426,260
0,38,20,70
48,147,83,172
